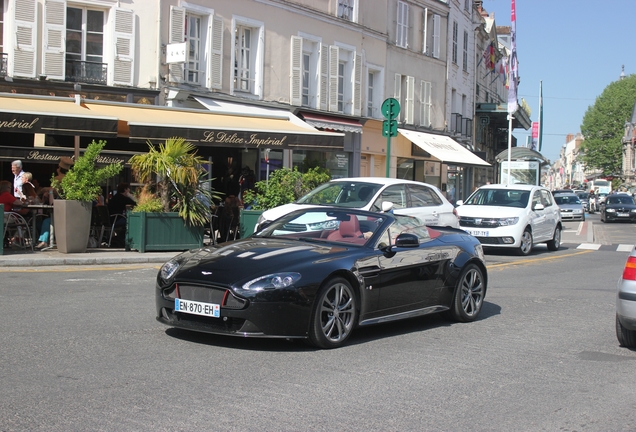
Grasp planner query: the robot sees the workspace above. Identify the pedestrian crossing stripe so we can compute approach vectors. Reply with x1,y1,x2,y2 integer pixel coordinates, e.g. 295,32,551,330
571,243,634,252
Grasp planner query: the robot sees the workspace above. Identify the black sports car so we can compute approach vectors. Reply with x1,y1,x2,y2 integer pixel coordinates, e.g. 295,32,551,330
156,208,488,349
600,194,636,223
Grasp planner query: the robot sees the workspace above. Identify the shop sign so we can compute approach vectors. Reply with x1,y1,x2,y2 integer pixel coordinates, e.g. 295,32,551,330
201,131,288,147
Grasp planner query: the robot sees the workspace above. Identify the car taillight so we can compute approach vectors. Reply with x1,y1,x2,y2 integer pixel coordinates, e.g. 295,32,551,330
622,256,636,280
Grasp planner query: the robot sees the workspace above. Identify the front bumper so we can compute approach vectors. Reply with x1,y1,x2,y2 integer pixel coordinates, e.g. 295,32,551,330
156,283,312,338
460,225,522,249
604,212,636,222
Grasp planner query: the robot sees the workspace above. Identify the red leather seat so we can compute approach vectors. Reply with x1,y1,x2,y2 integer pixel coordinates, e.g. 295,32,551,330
327,216,363,241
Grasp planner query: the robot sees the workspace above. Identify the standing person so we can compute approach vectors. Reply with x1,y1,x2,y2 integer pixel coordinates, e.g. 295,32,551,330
11,160,24,198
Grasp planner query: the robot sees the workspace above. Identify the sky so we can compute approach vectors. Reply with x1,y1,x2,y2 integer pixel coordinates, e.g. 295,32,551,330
482,0,635,164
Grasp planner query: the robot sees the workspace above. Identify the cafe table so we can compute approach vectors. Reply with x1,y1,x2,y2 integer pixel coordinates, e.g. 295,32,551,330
26,204,55,250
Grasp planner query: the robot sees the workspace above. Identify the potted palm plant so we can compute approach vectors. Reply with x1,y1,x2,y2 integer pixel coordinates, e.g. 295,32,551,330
126,137,219,252
52,140,122,253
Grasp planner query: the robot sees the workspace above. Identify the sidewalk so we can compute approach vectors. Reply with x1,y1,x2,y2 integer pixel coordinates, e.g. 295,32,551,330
0,247,179,267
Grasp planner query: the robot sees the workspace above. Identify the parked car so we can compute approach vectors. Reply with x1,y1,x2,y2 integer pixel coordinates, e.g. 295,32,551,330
616,245,636,348
600,194,636,223
553,193,585,221
455,184,562,256
156,207,487,349
255,177,459,232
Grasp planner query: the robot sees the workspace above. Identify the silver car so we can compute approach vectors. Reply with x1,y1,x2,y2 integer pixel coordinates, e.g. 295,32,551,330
553,193,585,221
617,246,636,348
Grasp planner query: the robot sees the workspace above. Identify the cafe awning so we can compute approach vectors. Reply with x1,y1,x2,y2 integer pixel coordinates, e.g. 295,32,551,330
0,94,118,137
84,100,344,149
299,112,363,133
398,129,490,167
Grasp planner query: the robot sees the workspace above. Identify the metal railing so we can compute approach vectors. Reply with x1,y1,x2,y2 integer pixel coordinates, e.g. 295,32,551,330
65,59,107,84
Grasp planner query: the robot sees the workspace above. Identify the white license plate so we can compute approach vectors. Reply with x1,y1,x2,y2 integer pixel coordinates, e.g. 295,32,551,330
175,298,220,318
617,213,629,217
467,230,489,237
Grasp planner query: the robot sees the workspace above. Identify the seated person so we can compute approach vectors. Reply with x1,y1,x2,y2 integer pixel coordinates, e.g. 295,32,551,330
108,183,137,217
0,180,24,212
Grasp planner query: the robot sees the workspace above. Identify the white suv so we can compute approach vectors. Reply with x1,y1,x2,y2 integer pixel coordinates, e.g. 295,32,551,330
255,177,459,232
455,184,562,255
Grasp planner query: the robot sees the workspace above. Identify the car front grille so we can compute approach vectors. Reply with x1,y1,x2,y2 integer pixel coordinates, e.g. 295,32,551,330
459,217,501,228
281,222,307,232
475,236,505,245
177,284,246,310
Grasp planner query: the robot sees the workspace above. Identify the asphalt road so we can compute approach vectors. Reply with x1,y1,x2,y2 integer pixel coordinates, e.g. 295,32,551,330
1,236,635,431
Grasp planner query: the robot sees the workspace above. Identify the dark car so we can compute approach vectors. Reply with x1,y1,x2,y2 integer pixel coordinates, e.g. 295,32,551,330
156,207,487,349
600,194,636,223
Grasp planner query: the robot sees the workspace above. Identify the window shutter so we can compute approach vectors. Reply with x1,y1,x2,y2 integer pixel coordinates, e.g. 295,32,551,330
43,0,65,80
352,52,362,116
290,36,302,106
432,14,440,59
394,73,401,99
209,14,223,89
422,9,428,54
319,44,329,110
405,76,414,124
328,45,339,112
113,8,135,86
420,80,431,127
13,0,37,77
168,6,185,83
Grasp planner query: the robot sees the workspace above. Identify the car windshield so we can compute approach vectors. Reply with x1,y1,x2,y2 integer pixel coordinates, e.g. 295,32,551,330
254,209,431,247
463,188,530,208
554,195,581,205
607,195,635,205
577,192,589,200
295,181,383,207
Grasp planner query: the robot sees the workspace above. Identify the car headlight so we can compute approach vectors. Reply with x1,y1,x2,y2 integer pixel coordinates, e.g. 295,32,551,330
241,272,302,292
607,208,616,213
160,259,180,281
631,209,636,213
307,220,339,231
497,217,519,226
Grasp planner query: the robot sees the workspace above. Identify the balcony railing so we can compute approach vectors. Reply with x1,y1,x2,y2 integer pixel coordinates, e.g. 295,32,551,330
65,59,107,84
0,53,7,77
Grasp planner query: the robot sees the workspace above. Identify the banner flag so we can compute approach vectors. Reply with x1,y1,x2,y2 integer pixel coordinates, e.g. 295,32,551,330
531,122,539,151
507,0,519,114
538,81,544,151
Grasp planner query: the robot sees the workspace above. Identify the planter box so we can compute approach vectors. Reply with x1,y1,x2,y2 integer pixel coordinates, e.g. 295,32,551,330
239,209,264,239
54,199,92,253
126,212,204,253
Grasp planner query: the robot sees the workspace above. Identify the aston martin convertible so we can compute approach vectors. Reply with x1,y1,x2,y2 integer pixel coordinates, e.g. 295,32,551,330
156,207,488,349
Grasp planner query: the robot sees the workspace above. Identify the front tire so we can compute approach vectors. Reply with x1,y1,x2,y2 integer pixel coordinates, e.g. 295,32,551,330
518,228,533,256
546,226,561,251
616,314,636,348
450,264,486,322
309,277,357,349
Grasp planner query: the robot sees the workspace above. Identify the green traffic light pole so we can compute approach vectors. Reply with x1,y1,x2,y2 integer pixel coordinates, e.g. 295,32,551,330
386,133,391,177
381,98,400,178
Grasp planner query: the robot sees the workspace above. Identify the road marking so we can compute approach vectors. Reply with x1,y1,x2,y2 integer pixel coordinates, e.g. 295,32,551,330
487,249,594,269
617,244,634,252
577,243,602,250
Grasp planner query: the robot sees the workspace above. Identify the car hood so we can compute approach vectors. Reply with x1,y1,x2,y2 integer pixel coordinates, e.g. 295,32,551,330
173,238,354,285
261,203,319,222
455,205,526,218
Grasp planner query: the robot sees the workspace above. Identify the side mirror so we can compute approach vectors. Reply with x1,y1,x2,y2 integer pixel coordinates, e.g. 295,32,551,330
533,203,545,211
381,201,394,213
455,200,464,206
394,233,419,248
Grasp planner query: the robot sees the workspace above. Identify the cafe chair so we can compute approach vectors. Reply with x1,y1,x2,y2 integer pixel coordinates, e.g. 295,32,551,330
96,206,126,247
3,211,34,251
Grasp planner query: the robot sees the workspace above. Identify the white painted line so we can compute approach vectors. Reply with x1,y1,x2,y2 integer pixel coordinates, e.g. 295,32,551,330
577,243,602,250
616,244,634,252
576,221,584,236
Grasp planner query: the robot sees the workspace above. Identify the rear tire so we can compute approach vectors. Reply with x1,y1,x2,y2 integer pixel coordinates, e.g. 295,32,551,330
517,228,533,256
546,226,561,251
616,314,636,348
308,277,357,349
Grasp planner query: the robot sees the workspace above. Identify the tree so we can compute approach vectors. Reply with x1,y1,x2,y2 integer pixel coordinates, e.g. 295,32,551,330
580,74,636,177
242,167,331,210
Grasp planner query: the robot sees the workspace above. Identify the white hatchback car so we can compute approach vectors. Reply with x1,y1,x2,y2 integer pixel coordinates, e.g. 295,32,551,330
255,177,459,232
455,184,562,255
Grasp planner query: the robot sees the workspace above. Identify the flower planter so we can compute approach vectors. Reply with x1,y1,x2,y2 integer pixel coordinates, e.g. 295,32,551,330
126,211,203,253
54,199,92,253
239,209,264,239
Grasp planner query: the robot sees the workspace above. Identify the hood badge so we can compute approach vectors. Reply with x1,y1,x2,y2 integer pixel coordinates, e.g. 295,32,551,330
201,271,212,275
